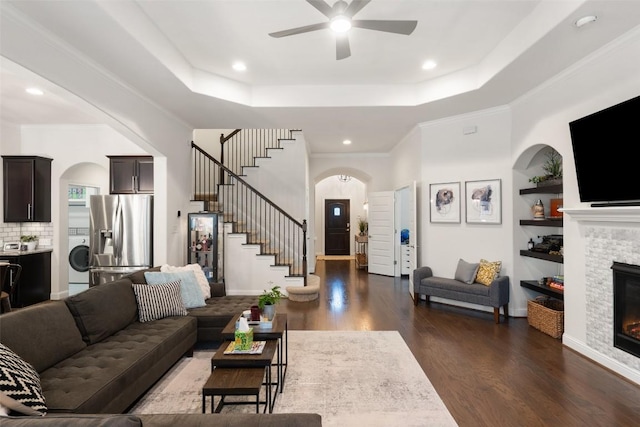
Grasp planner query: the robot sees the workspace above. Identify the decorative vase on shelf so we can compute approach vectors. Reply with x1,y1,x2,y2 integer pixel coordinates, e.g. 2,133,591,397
527,238,535,250
532,199,545,220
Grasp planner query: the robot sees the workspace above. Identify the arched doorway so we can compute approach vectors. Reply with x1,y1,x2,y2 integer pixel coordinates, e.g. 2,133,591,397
314,171,368,258
59,162,106,296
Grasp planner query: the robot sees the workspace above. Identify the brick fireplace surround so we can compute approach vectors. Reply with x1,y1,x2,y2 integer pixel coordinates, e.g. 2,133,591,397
565,207,640,384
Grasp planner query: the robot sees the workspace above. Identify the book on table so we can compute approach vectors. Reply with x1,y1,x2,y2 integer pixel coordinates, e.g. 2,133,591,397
223,340,267,355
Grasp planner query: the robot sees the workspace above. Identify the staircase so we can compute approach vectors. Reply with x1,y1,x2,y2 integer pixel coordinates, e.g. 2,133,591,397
191,130,307,295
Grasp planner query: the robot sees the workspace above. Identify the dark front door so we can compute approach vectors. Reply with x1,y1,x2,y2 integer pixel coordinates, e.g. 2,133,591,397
325,199,350,255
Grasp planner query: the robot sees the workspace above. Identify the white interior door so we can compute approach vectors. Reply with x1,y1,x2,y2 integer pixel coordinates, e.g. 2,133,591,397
408,181,418,299
367,191,395,276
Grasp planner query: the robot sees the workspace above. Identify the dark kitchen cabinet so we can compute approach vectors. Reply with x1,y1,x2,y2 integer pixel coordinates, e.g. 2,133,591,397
2,156,52,222
108,156,154,194
0,250,51,307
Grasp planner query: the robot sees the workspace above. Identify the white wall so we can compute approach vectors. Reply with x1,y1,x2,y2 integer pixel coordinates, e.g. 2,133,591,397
419,106,513,314
510,25,640,382
390,126,422,190
0,121,21,153
192,129,236,160
241,134,308,222
310,154,393,193
0,121,23,239
390,126,423,273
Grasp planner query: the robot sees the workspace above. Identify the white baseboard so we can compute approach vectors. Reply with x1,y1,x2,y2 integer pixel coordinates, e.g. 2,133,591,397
562,334,640,386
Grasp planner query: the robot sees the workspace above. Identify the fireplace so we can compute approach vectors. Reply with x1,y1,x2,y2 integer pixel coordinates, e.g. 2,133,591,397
612,262,640,358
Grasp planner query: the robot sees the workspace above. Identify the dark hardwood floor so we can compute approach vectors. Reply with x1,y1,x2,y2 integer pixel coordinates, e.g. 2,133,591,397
278,259,640,427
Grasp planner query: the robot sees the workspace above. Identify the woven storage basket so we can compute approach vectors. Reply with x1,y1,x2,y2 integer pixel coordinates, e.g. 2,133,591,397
356,253,367,265
527,297,564,339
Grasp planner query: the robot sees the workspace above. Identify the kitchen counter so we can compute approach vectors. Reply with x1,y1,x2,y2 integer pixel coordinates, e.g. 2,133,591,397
0,248,54,256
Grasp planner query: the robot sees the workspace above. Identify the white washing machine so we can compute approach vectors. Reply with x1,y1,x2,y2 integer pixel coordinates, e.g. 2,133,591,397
69,234,90,285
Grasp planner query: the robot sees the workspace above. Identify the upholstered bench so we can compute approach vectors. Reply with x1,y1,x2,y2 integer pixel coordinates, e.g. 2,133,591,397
413,259,510,324
286,274,320,302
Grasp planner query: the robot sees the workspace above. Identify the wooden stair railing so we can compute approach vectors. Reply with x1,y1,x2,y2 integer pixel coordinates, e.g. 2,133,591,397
192,142,307,282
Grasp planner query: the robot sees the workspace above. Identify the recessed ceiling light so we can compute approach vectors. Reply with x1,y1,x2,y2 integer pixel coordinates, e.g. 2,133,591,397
575,15,597,28
232,62,247,72
422,60,437,70
330,16,351,33
342,139,352,145
25,87,44,96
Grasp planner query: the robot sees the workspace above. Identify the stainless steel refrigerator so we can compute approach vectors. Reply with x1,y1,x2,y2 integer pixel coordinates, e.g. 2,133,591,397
89,195,153,286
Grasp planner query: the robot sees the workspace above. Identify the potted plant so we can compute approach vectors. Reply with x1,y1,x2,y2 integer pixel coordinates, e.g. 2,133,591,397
529,149,562,187
258,284,283,321
358,217,368,236
20,235,38,251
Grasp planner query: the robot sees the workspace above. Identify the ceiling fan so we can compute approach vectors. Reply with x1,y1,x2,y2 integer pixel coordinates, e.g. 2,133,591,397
268,0,418,60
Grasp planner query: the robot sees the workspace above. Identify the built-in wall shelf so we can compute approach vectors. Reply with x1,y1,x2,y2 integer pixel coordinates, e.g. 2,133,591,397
520,250,563,264
519,184,563,195
520,280,564,300
520,219,563,227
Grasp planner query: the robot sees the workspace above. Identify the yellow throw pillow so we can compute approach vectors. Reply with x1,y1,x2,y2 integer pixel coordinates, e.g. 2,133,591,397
475,259,502,286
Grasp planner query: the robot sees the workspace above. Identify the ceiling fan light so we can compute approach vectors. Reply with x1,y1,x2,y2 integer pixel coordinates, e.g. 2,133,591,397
330,16,351,33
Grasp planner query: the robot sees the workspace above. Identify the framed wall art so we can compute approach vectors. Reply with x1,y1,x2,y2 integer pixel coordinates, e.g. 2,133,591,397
430,182,461,223
465,179,501,224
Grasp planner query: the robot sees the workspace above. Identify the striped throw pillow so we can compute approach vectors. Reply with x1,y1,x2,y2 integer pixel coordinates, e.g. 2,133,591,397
132,281,188,323
0,343,47,415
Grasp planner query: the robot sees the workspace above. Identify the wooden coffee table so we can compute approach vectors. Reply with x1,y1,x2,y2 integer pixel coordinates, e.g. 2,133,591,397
221,313,288,392
202,367,265,413
209,339,278,413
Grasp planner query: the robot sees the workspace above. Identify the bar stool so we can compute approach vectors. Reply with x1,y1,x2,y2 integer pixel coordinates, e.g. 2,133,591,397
1,264,22,313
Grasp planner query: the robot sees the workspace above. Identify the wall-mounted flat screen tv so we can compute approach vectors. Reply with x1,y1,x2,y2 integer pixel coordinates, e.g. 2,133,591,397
569,95,640,206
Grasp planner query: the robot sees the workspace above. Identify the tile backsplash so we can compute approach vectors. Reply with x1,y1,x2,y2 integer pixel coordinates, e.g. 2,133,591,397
0,222,54,247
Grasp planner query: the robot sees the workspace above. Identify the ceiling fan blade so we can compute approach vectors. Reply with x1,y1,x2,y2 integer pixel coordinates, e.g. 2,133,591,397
351,20,418,35
269,22,330,38
336,34,351,60
345,0,371,18
306,0,334,18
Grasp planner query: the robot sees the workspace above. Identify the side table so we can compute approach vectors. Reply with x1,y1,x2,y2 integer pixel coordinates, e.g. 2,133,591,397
221,313,288,392
210,339,279,413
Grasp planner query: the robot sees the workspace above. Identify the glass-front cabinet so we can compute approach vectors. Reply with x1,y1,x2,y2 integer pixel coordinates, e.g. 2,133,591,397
188,212,223,284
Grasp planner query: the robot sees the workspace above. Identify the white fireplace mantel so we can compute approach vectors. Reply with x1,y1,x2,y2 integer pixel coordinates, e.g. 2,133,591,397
562,207,640,223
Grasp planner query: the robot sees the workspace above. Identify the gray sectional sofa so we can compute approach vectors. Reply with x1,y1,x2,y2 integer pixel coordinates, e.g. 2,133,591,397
413,265,510,323
3,413,322,426
0,268,321,426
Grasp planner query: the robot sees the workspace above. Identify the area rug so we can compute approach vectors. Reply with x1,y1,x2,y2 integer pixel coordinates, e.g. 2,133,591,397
129,330,458,427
